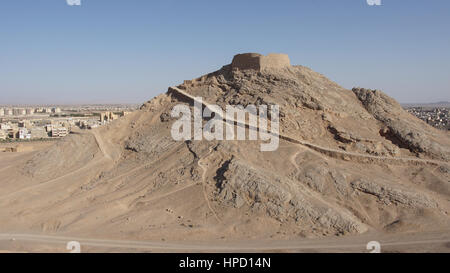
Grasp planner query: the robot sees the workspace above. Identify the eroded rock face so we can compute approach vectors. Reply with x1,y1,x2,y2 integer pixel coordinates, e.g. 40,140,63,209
214,159,368,235
352,87,450,160
22,133,98,179
3,53,449,241
351,179,437,208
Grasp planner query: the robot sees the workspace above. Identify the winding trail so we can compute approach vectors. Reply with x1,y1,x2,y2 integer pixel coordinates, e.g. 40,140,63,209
168,86,449,167
0,155,108,202
289,150,302,169
198,146,222,223
0,130,112,202
1,232,449,252
91,128,116,162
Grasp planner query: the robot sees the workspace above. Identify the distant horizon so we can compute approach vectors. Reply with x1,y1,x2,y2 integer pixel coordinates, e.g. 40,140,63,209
0,98,449,107
1,0,449,104
0,102,141,107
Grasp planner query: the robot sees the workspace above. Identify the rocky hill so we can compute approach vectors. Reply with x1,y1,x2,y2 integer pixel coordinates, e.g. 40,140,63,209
0,53,449,242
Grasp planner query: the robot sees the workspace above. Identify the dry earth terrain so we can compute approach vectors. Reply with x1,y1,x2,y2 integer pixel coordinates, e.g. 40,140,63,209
0,53,449,252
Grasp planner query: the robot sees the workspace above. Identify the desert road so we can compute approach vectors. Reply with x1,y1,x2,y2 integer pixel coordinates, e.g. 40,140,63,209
1,231,449,252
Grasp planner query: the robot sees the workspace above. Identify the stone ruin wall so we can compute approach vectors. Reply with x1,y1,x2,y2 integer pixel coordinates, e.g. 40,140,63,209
231,53,291,71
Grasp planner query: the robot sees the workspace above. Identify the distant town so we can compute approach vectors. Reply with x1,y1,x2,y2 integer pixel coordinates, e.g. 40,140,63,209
1,102,448,143
0,104,139,141
405,106,450,130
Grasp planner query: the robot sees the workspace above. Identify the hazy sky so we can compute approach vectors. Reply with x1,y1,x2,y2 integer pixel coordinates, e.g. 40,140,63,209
1,0,449,104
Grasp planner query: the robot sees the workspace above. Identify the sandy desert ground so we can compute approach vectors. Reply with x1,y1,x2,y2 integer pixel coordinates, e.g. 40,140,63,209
1,54,449,253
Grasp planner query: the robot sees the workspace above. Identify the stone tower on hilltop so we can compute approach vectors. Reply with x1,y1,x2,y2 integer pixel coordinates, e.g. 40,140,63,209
231,53,291,71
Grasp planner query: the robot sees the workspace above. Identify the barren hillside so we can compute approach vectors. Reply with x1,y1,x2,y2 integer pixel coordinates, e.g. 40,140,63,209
0,53,449,244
